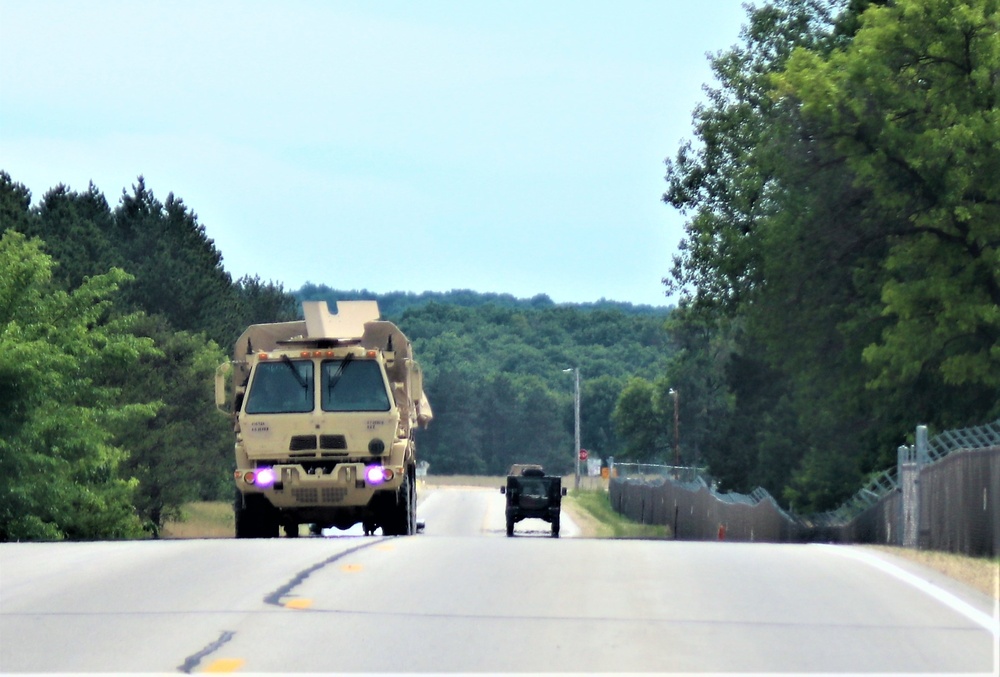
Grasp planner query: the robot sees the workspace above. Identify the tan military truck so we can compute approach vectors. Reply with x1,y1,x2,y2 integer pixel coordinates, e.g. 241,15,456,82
216,300,432,537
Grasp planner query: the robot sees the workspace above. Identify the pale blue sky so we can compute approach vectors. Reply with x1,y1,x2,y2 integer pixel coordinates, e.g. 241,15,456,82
1,1,748,307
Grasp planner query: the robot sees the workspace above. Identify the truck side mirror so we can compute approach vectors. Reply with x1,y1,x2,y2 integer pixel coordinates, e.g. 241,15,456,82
214,362,232,412
500,486,506,494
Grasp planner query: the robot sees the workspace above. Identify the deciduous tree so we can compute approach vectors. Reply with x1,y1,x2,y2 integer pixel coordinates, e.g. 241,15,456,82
0,231,157,540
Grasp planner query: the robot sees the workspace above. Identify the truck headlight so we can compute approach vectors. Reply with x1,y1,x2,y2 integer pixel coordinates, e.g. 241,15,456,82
242,467,275,488
364,465,394,485
254,467,276,488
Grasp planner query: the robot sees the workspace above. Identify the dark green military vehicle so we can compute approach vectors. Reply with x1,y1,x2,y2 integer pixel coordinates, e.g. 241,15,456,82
500,466,567,537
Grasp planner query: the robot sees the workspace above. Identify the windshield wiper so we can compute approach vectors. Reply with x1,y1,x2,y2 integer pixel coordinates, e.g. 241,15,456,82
280,355,309,390
327,354,353,395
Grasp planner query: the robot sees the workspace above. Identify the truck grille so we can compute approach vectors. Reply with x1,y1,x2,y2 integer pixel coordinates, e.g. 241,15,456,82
322,488,347,503
291,487,348,504
292,488,318,503
320,435,347,450
288,435,347,451
289,435,317,451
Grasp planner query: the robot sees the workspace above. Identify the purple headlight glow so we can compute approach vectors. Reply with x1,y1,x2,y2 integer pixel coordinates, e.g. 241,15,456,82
254,467,276,488
365,465,386,485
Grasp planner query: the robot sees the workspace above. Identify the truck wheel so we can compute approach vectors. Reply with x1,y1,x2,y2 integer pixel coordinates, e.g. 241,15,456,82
383,472,415,536
506,516,514,537
551,516,560,538
401,471,416,536
235,492,279,539
407,468,418,535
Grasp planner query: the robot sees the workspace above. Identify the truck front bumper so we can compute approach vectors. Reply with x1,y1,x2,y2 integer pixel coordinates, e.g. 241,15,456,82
235,462,403,508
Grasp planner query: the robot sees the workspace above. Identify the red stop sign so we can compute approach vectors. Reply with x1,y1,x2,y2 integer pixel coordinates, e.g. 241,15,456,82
579,449,588,461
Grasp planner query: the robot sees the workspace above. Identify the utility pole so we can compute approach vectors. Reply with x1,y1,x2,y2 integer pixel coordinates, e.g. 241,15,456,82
564,367,581,490
669,388,679,472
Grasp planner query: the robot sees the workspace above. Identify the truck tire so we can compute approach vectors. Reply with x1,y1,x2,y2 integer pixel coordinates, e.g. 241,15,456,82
407,468,418,535
506,516,514,537
551,515,560,538
382,472,415,536
235,492,279,539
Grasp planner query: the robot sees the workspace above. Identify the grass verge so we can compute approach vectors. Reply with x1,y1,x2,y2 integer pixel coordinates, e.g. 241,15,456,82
564,489,669,539
161,501,233,539
867,546,999,600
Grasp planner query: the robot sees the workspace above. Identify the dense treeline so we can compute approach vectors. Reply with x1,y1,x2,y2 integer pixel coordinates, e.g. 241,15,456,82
297,284,672,318
298,285,673,475
631,0,1000,511
0,173,297,539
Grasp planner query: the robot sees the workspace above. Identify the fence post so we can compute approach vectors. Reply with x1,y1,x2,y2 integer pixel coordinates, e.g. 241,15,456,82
899,425,930,549
899,442,919,548
916,424,929,464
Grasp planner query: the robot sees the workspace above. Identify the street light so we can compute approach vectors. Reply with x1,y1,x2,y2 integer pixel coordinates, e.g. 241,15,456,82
668,388,679,472
563,367,581,490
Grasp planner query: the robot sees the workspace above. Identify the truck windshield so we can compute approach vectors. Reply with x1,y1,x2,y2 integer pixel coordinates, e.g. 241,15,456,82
321,359,391,412
244,359,314,414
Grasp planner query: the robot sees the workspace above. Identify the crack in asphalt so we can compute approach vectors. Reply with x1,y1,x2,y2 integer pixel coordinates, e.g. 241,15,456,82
177,629,236,674
177,539,385,673
262,540,383,607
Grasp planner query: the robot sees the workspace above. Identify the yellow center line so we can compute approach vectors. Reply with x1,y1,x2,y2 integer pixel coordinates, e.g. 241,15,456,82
284,598,313,609
202,658,245,673
341,563,363,572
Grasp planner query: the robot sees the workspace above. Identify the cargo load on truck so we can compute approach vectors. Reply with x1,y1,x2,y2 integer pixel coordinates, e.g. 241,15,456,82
216,300,432,537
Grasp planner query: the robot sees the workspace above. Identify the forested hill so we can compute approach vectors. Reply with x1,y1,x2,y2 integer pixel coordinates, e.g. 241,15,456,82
295,283,671,318
296,285,674,476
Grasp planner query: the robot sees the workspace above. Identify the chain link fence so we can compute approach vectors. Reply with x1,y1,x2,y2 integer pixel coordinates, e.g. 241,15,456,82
609,469,801,542
609,419,1000,557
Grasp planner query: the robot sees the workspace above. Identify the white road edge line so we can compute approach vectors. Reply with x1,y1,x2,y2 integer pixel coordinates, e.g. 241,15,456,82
815,544,999,638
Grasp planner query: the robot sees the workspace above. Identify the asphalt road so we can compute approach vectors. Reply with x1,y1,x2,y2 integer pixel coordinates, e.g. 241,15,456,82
1,486,997,674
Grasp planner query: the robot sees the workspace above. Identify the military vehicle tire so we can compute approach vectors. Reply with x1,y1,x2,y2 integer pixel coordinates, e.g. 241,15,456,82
506,516,514,537
382,471,415,536
551,516,560,538
403,467,417,535
235,492,279,538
